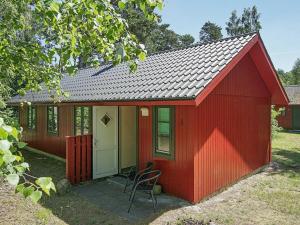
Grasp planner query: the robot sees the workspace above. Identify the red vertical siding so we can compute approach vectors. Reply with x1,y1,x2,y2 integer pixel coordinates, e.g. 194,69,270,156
194,54,271,202
138,54,272,203
20,105,73,158
138,106,197,201
277,106,292,129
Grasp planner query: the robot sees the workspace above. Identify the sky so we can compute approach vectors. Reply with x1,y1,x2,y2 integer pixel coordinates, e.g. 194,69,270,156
159,0,300,71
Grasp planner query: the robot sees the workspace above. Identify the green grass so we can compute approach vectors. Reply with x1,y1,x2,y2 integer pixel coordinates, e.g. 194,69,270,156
272,131,300,169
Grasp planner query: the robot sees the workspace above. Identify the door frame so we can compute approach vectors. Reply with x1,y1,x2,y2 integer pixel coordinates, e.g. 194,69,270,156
92,106,119,179
117,106,139,173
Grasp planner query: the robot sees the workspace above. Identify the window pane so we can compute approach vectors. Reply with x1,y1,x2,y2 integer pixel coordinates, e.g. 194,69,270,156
32,107,36,129
48,106,58,134
158,108,170,122
75,115,82,135
83,107,90,134
157,108,171,153
53,107,58,132
74,106,91,135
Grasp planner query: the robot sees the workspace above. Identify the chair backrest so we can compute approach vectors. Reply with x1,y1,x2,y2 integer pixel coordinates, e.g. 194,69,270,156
137,170,161,189
145,161,154,171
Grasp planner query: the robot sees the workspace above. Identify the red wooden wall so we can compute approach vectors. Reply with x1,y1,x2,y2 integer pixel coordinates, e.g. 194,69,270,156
138,105,196,201
194,54,271,202
277,106,292,129
138,54,272,203
20,105,73,158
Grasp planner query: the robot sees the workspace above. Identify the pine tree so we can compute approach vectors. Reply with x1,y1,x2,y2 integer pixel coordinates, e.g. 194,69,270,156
199,21,223,43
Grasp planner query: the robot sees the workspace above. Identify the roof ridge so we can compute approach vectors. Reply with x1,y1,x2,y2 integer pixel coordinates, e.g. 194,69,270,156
147,31,259,57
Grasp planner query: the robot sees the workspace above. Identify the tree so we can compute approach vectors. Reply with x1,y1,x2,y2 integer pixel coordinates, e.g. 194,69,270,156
277,58,300,85
179,34,195,47
0,0,163,202
144,24,194,54
226,10,241,36
199,21,223,43
291,58,300,84
226,6,261,36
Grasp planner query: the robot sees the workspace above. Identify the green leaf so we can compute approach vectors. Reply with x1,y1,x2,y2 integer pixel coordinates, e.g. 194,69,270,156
23,186,34,198
0,128,8,139
50,2,60,13
0,118,3,126
18,142,27,149
11,128,19,140
16,184,25,193
3,154,16,164
50,182,56,192
157,2,163,10
36,177,53,195
6,174,19,186
138,52,146,61
118,1,126,9
2,125,12,133
0,157,3,167
0,140,11,151
29,190,42,203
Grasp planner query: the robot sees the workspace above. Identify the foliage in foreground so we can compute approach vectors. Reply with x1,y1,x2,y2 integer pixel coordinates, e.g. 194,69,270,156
0,0,163,202
0,118,56,202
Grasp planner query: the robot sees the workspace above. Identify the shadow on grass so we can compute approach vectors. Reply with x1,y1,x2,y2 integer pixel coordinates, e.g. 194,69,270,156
22,150,178,225
270,148,300,178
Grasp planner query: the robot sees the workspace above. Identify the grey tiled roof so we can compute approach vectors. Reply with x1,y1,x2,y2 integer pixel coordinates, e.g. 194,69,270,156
9,33,257,103
285,85,300,105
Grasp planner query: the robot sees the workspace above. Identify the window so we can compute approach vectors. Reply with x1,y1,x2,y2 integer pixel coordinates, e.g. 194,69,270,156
74,106,92,135
153,106,175,159
27,106,36,130
47,106,58,135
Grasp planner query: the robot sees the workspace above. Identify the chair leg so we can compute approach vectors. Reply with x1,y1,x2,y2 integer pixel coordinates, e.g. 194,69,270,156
123,179,129,193
150,191,156,212
128,189,137,213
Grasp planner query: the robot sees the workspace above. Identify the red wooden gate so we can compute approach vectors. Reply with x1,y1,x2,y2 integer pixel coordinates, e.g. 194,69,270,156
66,135,92,184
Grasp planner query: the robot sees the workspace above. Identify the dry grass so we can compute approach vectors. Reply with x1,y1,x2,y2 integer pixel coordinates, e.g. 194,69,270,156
0,150,129,225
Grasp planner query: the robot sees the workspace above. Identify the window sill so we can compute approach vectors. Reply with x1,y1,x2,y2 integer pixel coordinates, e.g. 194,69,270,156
153,157,169,161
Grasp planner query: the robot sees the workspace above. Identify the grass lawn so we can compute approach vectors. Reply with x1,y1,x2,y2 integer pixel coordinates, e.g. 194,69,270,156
1,131,300,225
163,131,300,225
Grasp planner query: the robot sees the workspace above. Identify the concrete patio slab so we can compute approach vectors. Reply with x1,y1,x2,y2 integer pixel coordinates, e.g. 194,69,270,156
73,176,190,222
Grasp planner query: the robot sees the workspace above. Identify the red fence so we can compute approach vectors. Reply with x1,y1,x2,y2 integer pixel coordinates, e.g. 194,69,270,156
66,135,92,184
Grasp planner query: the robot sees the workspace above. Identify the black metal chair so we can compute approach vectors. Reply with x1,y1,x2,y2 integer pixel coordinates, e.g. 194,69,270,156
128,170,161,213
123,161,154,193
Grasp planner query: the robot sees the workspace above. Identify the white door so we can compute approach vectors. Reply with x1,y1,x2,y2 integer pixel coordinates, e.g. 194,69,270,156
93,106,118,179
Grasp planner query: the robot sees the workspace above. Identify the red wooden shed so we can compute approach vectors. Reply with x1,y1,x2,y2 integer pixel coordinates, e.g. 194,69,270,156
277,85,300,130
9,33,288,203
